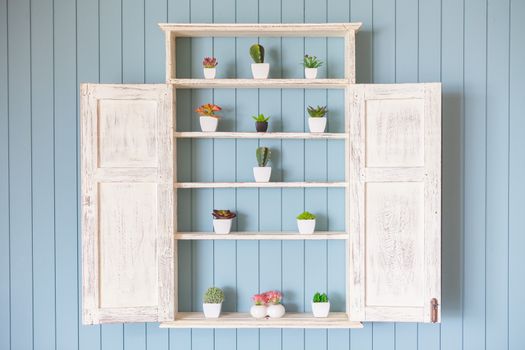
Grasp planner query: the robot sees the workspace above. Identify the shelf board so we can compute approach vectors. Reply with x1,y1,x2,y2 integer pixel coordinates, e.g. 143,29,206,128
160,312,363,329
159,23,362,37
174,131,348,140
175,231,348,240
175,182,347,189
169,79,349,89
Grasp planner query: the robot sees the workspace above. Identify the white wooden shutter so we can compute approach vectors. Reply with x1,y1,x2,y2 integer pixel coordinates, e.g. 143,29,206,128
81,84,175,324
348,83,441,323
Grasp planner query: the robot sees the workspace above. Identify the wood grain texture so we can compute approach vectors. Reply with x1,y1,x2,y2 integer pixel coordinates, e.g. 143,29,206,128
175,231,348,240
174,131,348,139
175,181,348,188
168,78,350,88
81,83,174,324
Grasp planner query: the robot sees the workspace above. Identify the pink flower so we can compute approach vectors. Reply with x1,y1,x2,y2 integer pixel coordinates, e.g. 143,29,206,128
264,290,282,305
252,294,267,306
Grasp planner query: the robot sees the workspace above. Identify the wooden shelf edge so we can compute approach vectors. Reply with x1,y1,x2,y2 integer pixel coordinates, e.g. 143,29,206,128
168,79,350,89
175,182,348,189
175,232,348,240
174,131,348,140
159,312,363,329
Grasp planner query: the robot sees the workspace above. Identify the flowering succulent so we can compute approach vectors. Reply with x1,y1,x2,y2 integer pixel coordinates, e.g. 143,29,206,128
252,293,267,306
196,103,222,118
264,290,282,305
212,209,237,220
303,55,323,68
202,56,218,68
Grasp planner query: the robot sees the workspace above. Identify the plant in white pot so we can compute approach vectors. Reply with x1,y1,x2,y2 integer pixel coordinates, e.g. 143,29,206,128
253,146,271,182
297,211,316,234
250,44,269,79
195,103,221,132
265,290,285,318
212,210,236,234
311,292,330,318
202,56,218,79
202,287,224,318
250,293,268,319
307,105,327,133
303,55,323,79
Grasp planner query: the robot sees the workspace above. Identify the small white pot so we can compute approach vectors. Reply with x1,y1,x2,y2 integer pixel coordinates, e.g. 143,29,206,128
304,68,318,79
308,117,327,133
250,305,267,319
251,63,270,79
213,218,233,234
253,166,271,182
267,304,285,319
312,302,330,318
297,219,316,234
199,116,218,132
203,303,222,318
203,67,216,79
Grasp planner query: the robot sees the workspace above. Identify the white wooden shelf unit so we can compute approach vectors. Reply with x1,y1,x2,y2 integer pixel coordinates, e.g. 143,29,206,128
81,22,442,330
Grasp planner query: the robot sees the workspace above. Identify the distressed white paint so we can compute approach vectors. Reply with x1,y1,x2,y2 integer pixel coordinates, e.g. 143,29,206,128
175,181,348,188
169,78,350,88
175,231,348,240
174,131,348,139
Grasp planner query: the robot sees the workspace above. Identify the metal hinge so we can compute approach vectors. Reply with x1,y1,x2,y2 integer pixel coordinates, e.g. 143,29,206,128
431,298,439,323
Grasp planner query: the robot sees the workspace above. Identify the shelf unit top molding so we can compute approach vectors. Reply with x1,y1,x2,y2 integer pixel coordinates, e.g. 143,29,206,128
159,22,362,37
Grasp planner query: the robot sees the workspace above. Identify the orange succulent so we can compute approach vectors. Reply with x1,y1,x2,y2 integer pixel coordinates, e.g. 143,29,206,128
195,103,222,118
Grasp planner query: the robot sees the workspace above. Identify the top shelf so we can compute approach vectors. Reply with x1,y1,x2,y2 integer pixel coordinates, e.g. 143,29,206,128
158,23,362,37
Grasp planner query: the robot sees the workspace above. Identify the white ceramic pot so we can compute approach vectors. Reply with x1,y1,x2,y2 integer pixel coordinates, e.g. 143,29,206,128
199,116,218,132
203,67,216,79
297,219,316,234
308,117,327,133
267,304,285,319
305,68,318,79
213,218,233,234
312,301,330,318
253,166,272,182
251,63,270,79
203,303,222,318
250,305,267,319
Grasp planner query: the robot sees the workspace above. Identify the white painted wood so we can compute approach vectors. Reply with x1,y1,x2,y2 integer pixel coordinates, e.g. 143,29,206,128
344,30,356,83
175,182,348,189
168,78,349,89
174,131,348,139
175,231,348,240
159,312,363,329
348,83,441,323
158,23,362,37
81,83,175,324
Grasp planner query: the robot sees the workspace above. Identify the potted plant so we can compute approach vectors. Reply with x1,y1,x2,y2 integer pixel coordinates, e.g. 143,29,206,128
203,287,224,318
212,210,236,234
296,211,316,234
196,103,221,132
265,290,285,318
312,292,330,318
307,105,327,133
250,293,268,319
202,56,218,79
252,114,270,132
253,147,271,182
250,44,269,79
303,55,323,79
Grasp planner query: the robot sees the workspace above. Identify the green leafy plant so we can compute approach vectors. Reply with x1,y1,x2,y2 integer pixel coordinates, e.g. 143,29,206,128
252,114,270,122
203,287,224,304
307,105,327,118
296,211,316,220
303,55,323,68
256,147,271,167
313,292,329,303
250,44,265,63
212,210,237,219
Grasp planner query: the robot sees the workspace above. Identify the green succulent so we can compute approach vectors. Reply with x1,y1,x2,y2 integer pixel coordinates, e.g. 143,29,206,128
313,292,329,303
250,44,265,63
252,114,270,122
256,147,271,167
203,287,224,304
296,211,316,220
307,105,327,118
303,55,323,68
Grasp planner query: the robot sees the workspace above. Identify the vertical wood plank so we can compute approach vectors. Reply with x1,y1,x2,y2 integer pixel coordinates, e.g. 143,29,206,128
372,0,395,83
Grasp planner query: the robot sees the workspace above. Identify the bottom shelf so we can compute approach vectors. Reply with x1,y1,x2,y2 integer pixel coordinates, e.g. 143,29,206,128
160,312,363,329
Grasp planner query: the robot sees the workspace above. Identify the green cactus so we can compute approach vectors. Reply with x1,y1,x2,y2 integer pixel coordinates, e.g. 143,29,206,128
203,287,224,304
250,44,265,63
256,147,271,167
313,292,329,303
297,211,316,220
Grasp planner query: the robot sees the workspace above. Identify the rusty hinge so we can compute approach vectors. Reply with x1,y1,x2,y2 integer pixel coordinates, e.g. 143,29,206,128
431,298,439,323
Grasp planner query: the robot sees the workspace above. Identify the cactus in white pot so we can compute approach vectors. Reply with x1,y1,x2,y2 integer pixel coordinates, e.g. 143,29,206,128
202,287,224,318
297,211,316,234
253,147,271,182
250,44,269,79
311,292,330,318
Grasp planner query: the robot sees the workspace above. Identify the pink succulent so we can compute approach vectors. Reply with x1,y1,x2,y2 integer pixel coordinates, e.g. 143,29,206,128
264,290,282,305
252,293,267,306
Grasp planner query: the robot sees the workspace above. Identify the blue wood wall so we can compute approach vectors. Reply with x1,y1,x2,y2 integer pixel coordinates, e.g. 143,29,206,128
1,0,524,349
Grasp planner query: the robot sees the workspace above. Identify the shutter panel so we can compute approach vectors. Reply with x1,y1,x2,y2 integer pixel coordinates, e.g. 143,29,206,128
81,84,175,324
348,83,441,323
